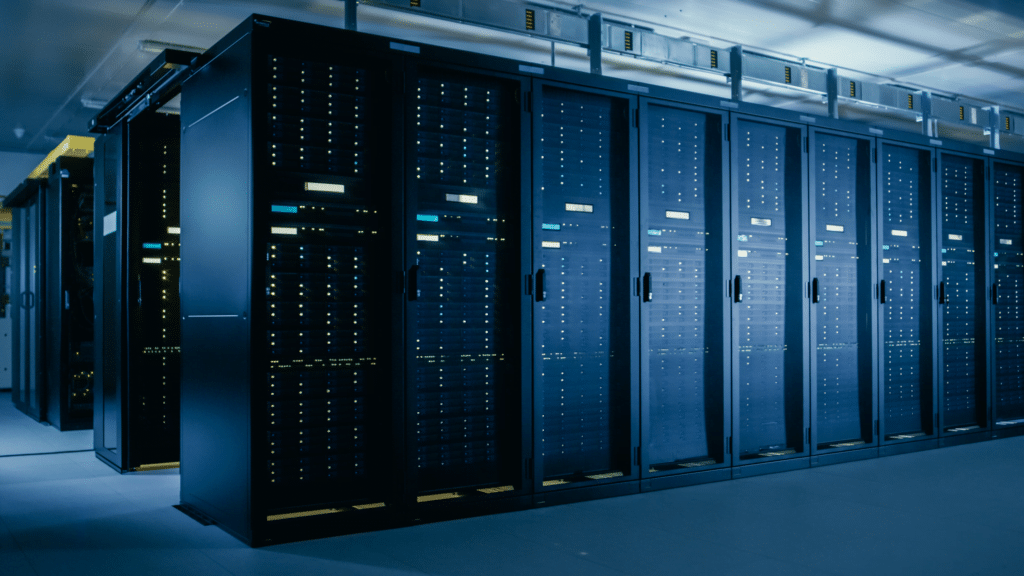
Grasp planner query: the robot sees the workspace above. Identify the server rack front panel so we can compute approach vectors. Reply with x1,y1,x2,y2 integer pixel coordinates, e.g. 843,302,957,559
993,161,1024,428
260,48,397,521
878,142,936,443
639,100,729,477
533,83,637,490
10,185,45,421
937,153,988,435
808,131,876,453
406,65,528,505
730,116,809,465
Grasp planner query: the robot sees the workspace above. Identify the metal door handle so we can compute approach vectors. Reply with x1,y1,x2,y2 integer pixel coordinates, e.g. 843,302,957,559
408,265,420,301
880,280,886,304
939,281,945,305
535,269,546,302
643,272,653,302
812,278,819,303
733,275,742,303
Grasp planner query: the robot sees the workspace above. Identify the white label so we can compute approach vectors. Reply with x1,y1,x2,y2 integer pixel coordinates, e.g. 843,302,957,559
271,227,297,235
883,258,891,264
305,182,345,193
647,246,662,253
737,250,749,258
826,225,844,232
1000,239,1013,246
751,218,771,227
142,257,161,264
168,227,181,234
666,211,690,220
800,115,816,124
519,65,544,75
417,234,440,242
446,194,478,204
542,241,561,249
565,203,593,213
948,234,963,241
930,139,943,146
815,255,824,261
720,100,739,109
892,230,908,237
971,109,978,124
984,148,995,156
627,84,650,93
103,212,117,236
869,128,884,135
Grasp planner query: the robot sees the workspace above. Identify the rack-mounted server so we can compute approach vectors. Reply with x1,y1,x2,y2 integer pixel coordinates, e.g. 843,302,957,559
177,14,1024,545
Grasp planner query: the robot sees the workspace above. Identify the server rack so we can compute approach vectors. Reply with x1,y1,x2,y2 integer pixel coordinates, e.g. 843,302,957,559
992,160,1024,433
638,99,730,488
531,81,639,501
180,18,403,544
808,129,878,461
936,151,990,444
877,141,938,452
729,115,809,474
92,108,183,472
43,157,95,431
5,179,46,420
403,60,532,513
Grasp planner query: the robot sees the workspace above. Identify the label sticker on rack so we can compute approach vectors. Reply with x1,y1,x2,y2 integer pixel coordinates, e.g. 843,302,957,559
666,211,690,220
417,234,440,242
305,182,345,193
648,246,662,253
542,241,561,249
1001,239,1013,245
271,227,298,235
751,218,772,227
826,225,844,232
446,194,478,204
565,203,593,213
948,234,963,241
892,229,908,237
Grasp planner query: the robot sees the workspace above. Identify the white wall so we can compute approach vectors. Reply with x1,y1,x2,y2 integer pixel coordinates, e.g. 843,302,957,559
1,149,44,391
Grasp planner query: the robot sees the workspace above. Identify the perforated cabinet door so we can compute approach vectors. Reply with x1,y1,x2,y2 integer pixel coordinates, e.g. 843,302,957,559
878,143,936,441
937,153,988,433
731,117,808,464
534,84,635,487
406,67,525,500
993,162,1024,427
641,102,728,475
809,132,875,452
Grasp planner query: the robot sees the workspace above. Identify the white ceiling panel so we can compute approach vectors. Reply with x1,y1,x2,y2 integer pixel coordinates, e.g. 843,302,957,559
773,24,937,73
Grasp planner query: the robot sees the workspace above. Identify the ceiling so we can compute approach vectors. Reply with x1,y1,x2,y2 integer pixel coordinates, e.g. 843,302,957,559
2,0,1024,155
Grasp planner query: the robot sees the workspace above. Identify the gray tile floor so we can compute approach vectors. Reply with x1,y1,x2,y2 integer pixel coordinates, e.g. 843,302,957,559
0,391,92,457
2,391,1023,575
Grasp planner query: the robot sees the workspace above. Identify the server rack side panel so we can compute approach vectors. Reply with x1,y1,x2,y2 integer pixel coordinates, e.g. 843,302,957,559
808,130,877,453
93,130,126,465
729,115,809,465
255,29,401,534
532,81,637,490
179,30,255,543
878,141,936,442
638,99,729,477
936,152,988,434
126,111,182,468
993,161,1024,427
404,62,529,504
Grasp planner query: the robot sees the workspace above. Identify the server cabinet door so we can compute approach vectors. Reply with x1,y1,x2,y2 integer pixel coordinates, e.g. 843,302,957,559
730,116,808,465
639,100,729,477
937,153,988,435
12,193,45,420
877,142,937,443
993,161,1024,428
808,131,876,453
126,111,182,467
405,65,529,502
533,82,638,489
260,53,397,514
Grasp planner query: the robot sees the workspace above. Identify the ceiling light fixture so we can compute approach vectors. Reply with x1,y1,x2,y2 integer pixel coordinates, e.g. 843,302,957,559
139,39,205,54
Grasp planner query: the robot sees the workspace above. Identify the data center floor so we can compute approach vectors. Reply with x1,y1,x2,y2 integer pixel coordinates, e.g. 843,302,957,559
1,393,1022,576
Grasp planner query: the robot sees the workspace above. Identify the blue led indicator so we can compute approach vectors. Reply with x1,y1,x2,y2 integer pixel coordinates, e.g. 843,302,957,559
417,214,440,222
647,229,662,236
142,243,162,249
542,223,561,230
271,205,298,213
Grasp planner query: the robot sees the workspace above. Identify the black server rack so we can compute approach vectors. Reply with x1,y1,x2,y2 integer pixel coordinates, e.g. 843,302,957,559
877,142,937,451
5,179,46,420
92,106,183,471
43,157,95,431
179,18,401,544
993,161,1024,431
638,100,730,487
404,62,531,511
531,82,639,498
808,130,877,460
729,116,809,473
936,152,989,442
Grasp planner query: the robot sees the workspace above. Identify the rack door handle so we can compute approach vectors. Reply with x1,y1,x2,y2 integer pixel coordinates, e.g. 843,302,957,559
643,272,653,302
939,281,946,305
880,279,886,304
535,269,546,302
993,283,999,305
138,278,143,308
812,278,819,303
408,265,420,301
733,275,742,303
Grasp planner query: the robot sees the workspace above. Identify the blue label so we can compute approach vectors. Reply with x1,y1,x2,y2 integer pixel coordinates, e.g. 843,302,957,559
142,243,162,250
271,205,298,213
647,229,662,236
417,214,440,222
882,245,889,251
542,223,561,230
815,241,824,247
